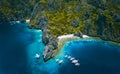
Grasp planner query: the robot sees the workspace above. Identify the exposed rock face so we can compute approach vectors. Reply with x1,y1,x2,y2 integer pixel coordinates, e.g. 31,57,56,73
42,30,58,61
30,12,58,61
74,31,83,38
82,12,120,43
43,45,54,62
0,0,120,62
71,20,80,27
30,0,120,61
0,0,39,22
43,37,58,62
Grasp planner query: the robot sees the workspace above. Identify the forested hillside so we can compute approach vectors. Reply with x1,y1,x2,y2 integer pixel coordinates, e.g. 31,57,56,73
0,0,120,42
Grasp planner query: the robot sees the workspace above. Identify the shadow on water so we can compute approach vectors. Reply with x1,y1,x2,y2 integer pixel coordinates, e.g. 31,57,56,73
0,22,34,74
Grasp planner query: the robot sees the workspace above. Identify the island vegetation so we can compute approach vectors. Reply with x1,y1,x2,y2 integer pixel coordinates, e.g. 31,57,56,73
0,0,120,61
0,0,119,42
30,0,120,43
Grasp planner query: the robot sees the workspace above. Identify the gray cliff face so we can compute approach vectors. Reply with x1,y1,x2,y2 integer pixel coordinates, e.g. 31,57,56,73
42,30,58,62
81,9,120,43
30,6,58,61
74,31,83,38
0,0,119,62
0,0,39,23
30,0,120,62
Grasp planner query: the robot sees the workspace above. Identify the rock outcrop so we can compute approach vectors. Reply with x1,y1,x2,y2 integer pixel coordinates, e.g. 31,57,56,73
42,30,58,62
30,13,58,61
29,0,120,61
74,31,83,38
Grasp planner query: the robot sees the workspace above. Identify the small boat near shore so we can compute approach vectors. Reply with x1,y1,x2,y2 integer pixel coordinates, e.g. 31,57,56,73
67,56,71,59
56,59,63,64
75,63,80,66
59,60,63,64
72,59,78,63
56,59,60,62
35,54,40,59
70,57,75,61
65,55,68,58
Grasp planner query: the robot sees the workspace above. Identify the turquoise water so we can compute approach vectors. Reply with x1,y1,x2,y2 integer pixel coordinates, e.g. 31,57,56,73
61,40,120,74
0,23,120,74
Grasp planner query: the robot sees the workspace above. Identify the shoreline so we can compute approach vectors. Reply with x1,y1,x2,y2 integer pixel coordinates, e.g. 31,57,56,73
53,34,120,57
53,34,91,56
91,37,120,46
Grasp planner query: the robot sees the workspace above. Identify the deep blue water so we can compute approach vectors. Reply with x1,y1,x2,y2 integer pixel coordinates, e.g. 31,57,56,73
0,22,120,74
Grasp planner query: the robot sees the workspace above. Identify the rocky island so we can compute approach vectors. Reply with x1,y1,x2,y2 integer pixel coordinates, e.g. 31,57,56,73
0,0,120,61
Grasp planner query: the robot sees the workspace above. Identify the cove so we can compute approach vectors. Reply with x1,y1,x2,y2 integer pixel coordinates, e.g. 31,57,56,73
0,23,120,74
60,40,120,74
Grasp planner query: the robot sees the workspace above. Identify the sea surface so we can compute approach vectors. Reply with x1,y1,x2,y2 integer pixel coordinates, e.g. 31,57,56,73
0,22,120,74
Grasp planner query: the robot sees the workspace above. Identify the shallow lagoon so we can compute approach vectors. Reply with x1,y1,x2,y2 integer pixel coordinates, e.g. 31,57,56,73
0,23,120,74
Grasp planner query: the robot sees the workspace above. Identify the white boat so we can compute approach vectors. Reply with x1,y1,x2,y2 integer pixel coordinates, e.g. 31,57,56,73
35,54,40,59
58,60,63,64
67,56,71,59
72,59,78,63
70,57,75,61
65,55,68,58
56,59,60,62
75,63,80,66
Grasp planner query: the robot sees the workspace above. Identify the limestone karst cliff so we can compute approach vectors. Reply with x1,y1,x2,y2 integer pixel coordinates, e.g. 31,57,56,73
0,0,120,61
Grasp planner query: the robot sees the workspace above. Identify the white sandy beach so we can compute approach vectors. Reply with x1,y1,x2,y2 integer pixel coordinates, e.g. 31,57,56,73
57,34,90,41
82,35,90,38
58,34,75,40
54,33,90,56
